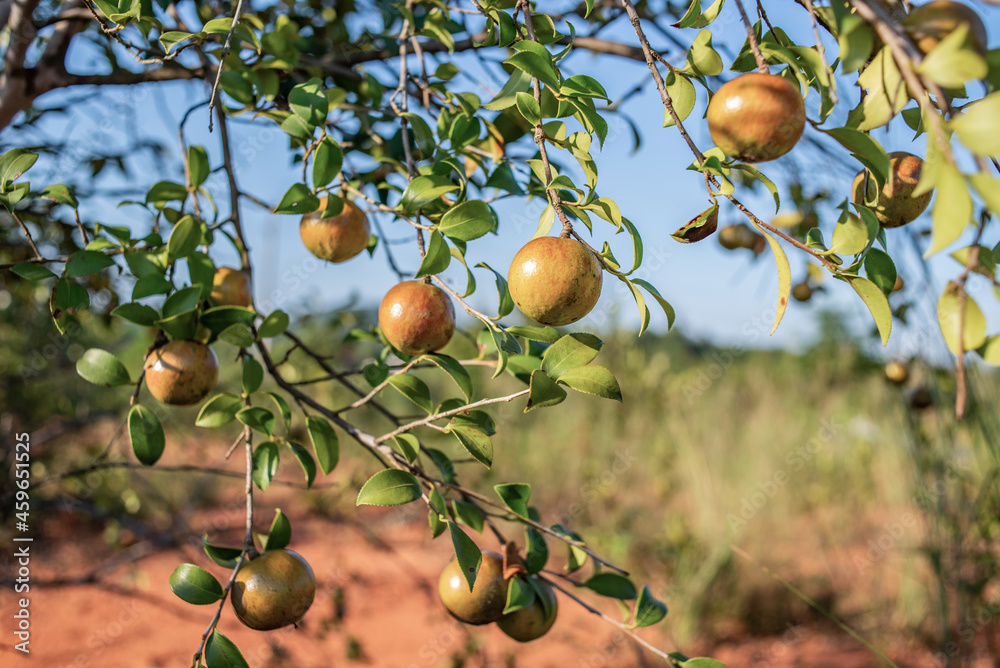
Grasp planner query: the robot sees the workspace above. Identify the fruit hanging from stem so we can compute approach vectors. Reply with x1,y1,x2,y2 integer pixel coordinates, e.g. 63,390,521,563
143,340,219,407
852,152,931,229
707,72,805,163
507,236,603,327
231,549,317,631
378,281,456,355
300,197,371,263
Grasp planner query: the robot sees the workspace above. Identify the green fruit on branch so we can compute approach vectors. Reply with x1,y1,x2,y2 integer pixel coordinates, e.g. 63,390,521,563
231,549,317,631
437,549,507,625
852,152,931,229
707,73,805,163
143,340,219,406
300,197,371,263
210,267,252,307
378,280,456,355
718,223,765,253
497,578,558,642
903,0,988,56
507,236,603,327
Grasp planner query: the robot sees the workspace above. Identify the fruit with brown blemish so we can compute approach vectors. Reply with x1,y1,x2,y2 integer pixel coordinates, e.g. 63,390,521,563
378,281,456,355
507,237,603,327
497,578,558,642
210,267,252,307
852,152,931,229
707,73,805,163
300,197,370,263
437,549,507,625
231,549,316,631
143,340,218,406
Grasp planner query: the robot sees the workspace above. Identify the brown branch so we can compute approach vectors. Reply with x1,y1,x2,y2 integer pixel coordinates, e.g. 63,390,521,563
206,0,247,131
733,0,768,74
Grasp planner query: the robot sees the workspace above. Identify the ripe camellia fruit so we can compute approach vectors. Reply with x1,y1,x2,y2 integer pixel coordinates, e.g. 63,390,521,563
231,549,316,631
903,0,988,56
210,267,252,307
300,197,370,263
507,237,602,327
497,578,558,642
144,340,218,406
852,152,931,229
378,281,456,355
707,73,805,163
885,361,910,385
437,549,507,625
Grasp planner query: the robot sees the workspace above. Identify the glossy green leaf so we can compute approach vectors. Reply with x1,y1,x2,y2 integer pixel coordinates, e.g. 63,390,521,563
558,364,622,401
236,407,275,435
196,393,242,428
168,563,223,605
356,469,422,506
449,426,493,468
526,369,567,412
287,442,317,488
166,216,201,261
494,483,531,518
274,183,320,215
263,508,291,551
632,584,669,628
585,573,637,600
187,145,210,188
453,499,485,533
387,374,434,413
252,441,279,491
439,200,497,242
205,630,249,668
77,349,131,387
504,576,536,614
421,354,472,401
242,356,263,395
400,175,459,213
312,136,343,188
540,333,603,380
449,521,482,591
392,434,420,464
258,310,289,339
112,302,159,326
66,250,114,278
415,229,451,278
306,415,340,475
838,275,892,346
128,405,165,466
10,264,56,281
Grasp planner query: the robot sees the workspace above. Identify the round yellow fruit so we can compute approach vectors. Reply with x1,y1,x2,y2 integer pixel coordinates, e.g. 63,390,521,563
231,549,316,631
508,237,602,327
143,340,218,406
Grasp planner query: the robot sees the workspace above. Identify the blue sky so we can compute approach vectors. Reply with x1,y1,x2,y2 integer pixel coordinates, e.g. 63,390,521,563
13,0,1000,362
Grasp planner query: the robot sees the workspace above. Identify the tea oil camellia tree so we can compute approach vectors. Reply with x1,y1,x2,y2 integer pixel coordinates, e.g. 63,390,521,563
2,0,999,665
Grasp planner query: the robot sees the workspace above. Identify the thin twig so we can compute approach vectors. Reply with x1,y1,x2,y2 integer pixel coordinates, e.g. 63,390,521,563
206,0,248,131
733,0,768,74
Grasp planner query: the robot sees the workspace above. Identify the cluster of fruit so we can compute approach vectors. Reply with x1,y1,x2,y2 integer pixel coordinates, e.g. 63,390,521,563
438,549,558,642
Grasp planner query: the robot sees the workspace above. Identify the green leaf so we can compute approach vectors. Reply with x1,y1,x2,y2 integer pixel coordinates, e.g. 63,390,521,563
242,357,263,395
128,405,165,466
503,50,560,90
632,584,668,628
205,630,249,668
65,250,114,278
77,349,131,387
551,524,587,573
146,180,188,205
288,442,317,488
109,302,158,326
159,30,197,54
196,393,242,428
428,487,447,538
392,434,420,464
187,145,210,188
938,283,987,355
448,521,482,591
262,508,291,551
515,91,542,125
560,74,609,100
236,407,275,436
662,71,696,128
387,374,434,413
9,264,56,281
830,211,873,256
258,309,289,339
187,251,216,300
820,128,890,190
926,161,971,257
168,563,223,605
474,261,515,318
917,24,988,88
439,200,497,242
400,175,459,213
252,441,279,491
312,136,343,188
864,248,897,295
356,469,422,506
749,223,791,335
420,354,473,402
504,576,536,614
952,92,1000,157
686,29,723,76
161,286,202,319
306,415,340,475
220,322,255,348
274,183,320,215
526,369,567,412
837,275,892,346
41,183,79,208
632,279,676,330
267,392,292,433
202,537,242,568
426,447,455,483
289,77,328,127
682,660,729,668
449,426,494,467
132,275,172,300
585,573,638,600
415,229,451,278
557,364,622,401
494,483,531,518
453,499,484,533
167,215,201,261
484,68,533,111
540,333,603,380
0,148,37,187
524,527,548,574
506,325,561,343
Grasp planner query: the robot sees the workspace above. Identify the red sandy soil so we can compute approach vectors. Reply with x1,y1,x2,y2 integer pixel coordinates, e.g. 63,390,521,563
0,499,956,668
